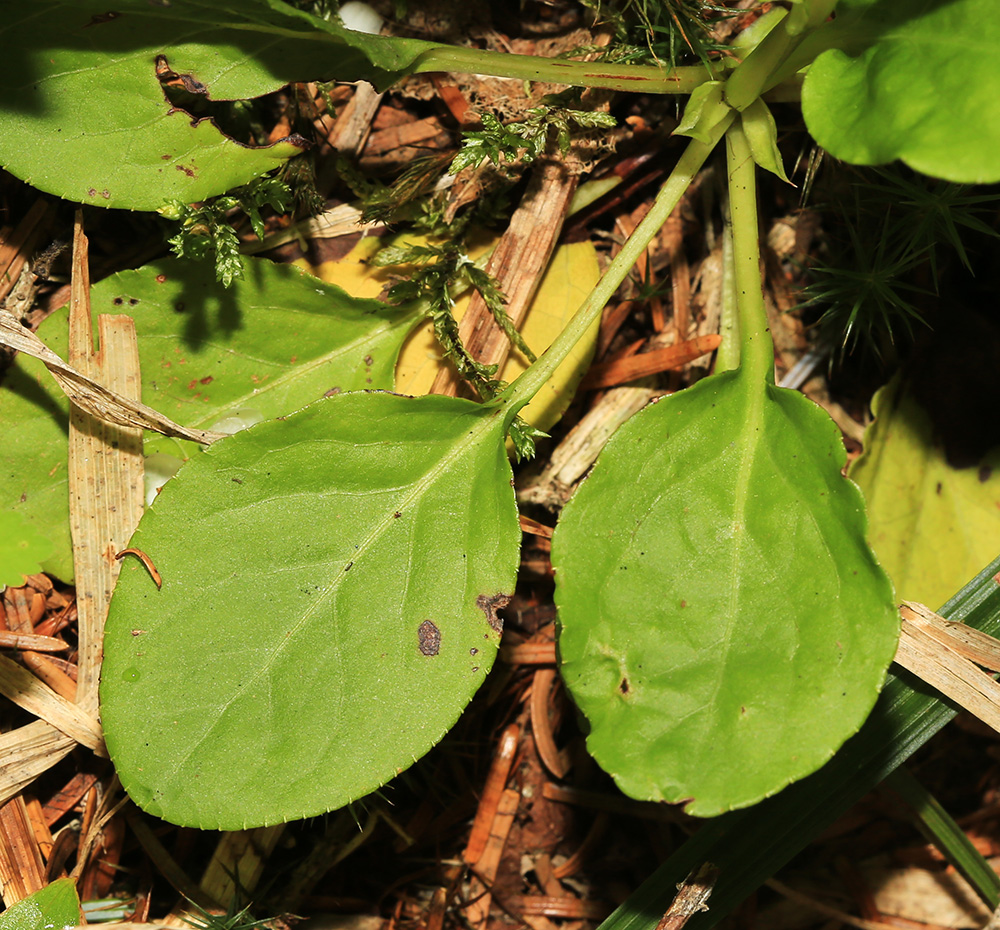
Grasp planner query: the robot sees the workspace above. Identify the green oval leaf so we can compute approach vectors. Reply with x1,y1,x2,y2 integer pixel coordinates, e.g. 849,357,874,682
0,256,420,582
801,0,1000,183
0,879,80,930
0,1,434,208
100,392,519,828
552,369,899,816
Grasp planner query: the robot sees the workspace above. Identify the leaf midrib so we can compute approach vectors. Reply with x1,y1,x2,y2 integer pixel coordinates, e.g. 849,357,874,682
164,399,505,777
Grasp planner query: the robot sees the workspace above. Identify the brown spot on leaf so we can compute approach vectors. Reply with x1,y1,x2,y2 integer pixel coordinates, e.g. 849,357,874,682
84,11,121,27
175,164,196,178
980,465,993,483
476,593,510,634
155,274,167,284
199,376,213,385
618,678,630,695
418,620,441,656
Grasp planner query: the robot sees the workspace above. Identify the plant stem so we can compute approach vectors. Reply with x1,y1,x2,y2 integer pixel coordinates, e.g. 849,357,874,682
725,122,772,385
885,766,1000,909
413,45,711,96
715,184,740,373
499,112,735,418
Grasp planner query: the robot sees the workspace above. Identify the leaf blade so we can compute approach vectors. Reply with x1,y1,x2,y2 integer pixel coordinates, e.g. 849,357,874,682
0,256,421,582
552,369,899,815
100,392,519,828
801,0,1000,183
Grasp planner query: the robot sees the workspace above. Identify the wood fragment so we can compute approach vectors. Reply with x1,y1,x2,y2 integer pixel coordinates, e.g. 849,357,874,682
500,641,557,666
0,199,52,305
518,386,657,509
426,887,448,930
20,652,77,701
655,863,719,930
519,515,553,539
580,334,722,390
22,797,53,866
901,601,1000,673
0,723,76,809
0,793,46,906
430,157,581,398
0,297,223,446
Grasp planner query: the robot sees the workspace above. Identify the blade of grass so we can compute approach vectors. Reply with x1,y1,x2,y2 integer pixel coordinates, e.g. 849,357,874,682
884,766,1000,910
594,554,1000,930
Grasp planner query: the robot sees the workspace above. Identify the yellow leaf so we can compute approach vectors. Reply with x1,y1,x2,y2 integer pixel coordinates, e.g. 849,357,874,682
850,376,1000,609
301,236,601,435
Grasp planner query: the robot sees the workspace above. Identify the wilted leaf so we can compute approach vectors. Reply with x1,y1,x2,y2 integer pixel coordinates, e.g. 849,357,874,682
850,377,1000,610
0,256,421,581
801,0,1000,183
552,368,899,816
101,392,519,828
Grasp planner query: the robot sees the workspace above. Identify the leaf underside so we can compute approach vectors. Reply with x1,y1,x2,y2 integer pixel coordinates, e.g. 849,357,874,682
802,0,1000,184
100,391,520,829
0,0,434,208
552,369,899,817
0,256,419,582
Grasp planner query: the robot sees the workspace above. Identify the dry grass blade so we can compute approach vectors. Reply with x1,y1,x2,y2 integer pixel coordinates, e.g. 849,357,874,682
0,284,224,444
67,213,145,713
895,602,1000,734
0,655,104,753
902,600,1000,673
0,723,75,808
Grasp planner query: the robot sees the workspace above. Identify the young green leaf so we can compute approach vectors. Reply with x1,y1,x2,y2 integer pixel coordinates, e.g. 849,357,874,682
552,367,899,816
801,0,1000,183
100,392,520,829
0,257,421,582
